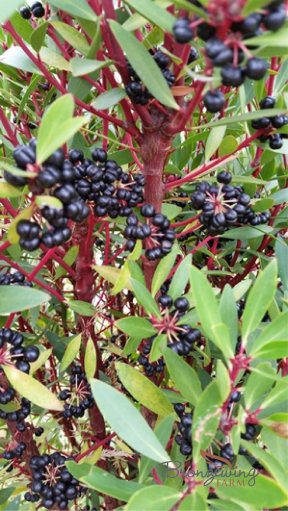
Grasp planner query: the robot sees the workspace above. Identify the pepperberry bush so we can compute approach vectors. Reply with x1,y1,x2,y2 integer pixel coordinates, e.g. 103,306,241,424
0,0,287,509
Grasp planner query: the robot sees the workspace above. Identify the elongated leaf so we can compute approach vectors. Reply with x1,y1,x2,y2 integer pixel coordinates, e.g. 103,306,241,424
30,22,48,53
91,379,170,463
219,285,238,352
205,125,226,162
51,21,90,55
68,300,96,317
36,94,86,164
196,108,286,129
109,21,179,110
8,205,34,244
0,181,22,198
192,380,223,460
130,279,160,318
261,378,288,408
55,245,79,280
70,58,113,77
169,254,192,300
151,244,178,297
242,0,270,15
139,414,175,483
0,46,41,75
221,225,275,239
40,47,71,71
126,486,180,511
0,286,50,314
4,366,63,411
66,462,143,501
0,0,23,24
276,240,288,290
60,334,81,372
244,26,288,47
116,362,174,417
30,348,52,374
94,264,133,291
123,0,176,32
92,88,127,110
215,473,288,508
163,347,201,406
241,439,288,490
242,259,278,343
244,362,276,408
116,317,157,340
190,266,233,357
35,196,63,209
85,338,97,380
251,340,288,359
48,0,97,21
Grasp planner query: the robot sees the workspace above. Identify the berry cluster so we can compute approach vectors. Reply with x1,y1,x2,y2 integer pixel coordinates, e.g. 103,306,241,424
173,1,286,113
190,171,271,235
126,50,175,105
174,403,193,456
2,442,26,460
125,206,175,260
0,270,32,287
0,397,31,428
5,140,145,250
0,328,39,374
20,2,45,19
252,96,288,149
59,365,94,419
25,452,86,509
138,293,201,375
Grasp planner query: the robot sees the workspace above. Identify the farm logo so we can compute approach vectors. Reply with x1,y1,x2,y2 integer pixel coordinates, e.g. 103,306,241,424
157,450,259,487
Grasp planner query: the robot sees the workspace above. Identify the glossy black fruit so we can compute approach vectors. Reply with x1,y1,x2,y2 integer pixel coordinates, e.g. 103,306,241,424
246,58,268,80
263,6,286,31
259,96,275,109
269,133,283,149
173,18,193,43
203,89,225,113
221,65,246,87
20,6,31,19
31,1,45,17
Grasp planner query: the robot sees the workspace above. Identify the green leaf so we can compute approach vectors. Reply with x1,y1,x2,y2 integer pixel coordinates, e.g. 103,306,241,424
244,26,288,47
91,379,170,463
30,22,48,53
115,317,158,340
0,0,23,24
276,240,288,290
54,245,79,279
242,439,288,490
149,334,167,362
219,285,238,352
126,486,180,511
3,366,63,411
0,286,50,315
116,362,174,417
84,338,97,380
92,88,127,110
30,348,52,374
161,203,182,220
36,94,86,164
123,0,176,33
68,300,96,317
70,58,113,77
8,204,34,243
66,461,143,501
221,224,275,239
35,195,63,209
251,340,288,359
216,360,230,402
139,414,175,483
190,266,233,358
163,347,202,406
109,21,179,110
261,378,288,408
0,46,42,74
195,108,287,129
40,47,71,71
0,181,22,198
252,198,274,213
51,21,90,55
151,244,178,297
16,74,42,123
172,0,209,19
130,279,160,318
215,473,288,508
205,125,226,162
244,362,277,408
1,161,37,178
48,0,97,21
218,135,238,157
93,264,133,291
60,334,81,372
242,259,278,343
169,254,192,300
192,380,223,460
270,188,288,204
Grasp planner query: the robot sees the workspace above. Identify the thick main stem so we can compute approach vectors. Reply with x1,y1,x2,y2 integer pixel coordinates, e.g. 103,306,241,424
140,124,174,290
